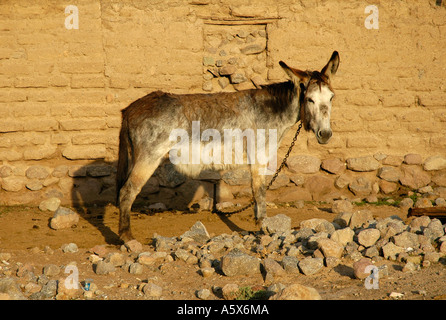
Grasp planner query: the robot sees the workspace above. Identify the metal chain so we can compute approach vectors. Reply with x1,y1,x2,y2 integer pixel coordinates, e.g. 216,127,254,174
213,121,303,216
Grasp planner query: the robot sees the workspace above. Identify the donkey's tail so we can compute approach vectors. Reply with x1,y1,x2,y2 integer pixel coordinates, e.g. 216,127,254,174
116,112,132,206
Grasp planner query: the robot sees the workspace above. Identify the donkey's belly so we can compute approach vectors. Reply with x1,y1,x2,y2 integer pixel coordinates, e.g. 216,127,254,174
173,163,248,179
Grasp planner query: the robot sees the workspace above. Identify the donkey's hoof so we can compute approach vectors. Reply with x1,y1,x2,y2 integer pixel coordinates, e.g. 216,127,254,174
122,239,143,253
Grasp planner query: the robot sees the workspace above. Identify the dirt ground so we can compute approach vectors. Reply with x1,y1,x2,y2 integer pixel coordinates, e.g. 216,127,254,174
0,202,445,301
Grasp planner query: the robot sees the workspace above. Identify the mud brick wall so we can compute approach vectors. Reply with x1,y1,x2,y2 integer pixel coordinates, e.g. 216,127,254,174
0,0,445,208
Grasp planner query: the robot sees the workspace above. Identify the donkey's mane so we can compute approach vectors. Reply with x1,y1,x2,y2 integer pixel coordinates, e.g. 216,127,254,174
259,80,296,114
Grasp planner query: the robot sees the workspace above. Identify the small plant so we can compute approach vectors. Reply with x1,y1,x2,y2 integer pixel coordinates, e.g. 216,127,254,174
235,286,269,300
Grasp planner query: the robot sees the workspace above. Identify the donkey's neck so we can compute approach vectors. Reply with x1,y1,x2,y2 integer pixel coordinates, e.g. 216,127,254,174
252,81,301,132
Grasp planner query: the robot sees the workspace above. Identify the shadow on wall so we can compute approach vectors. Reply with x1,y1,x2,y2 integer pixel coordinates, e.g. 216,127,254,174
70,159,240,245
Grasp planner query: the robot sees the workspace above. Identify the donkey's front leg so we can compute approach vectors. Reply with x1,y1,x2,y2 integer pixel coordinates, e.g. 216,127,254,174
250,165,267,224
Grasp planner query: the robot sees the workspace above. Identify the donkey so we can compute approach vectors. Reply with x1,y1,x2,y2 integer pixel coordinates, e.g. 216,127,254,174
116,51,340,243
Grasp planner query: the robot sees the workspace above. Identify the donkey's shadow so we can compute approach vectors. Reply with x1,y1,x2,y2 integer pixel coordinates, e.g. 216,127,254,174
70,160,246,245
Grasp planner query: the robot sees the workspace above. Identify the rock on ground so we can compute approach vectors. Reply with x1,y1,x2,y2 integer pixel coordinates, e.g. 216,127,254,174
261,214,291,234
50,207,79,230
39,197,61,212
298,257,324,275
180,221,210,244
220,249,261,277
270,283,321,300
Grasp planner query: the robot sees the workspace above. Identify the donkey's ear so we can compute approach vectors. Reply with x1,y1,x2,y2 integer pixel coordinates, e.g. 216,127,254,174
321,51,340,79
279,61,310,85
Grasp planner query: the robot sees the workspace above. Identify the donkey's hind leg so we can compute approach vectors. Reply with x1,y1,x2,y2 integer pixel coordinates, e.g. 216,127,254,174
118,159,161,242
250,164,267,224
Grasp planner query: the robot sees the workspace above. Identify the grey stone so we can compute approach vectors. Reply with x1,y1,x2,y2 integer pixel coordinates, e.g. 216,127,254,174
357,228,381,247
333,212,353,228
230,73,247,84
363,245,380,258
263,258,285,276
181,221,210,244
321,158,345,174
143,283,162,298
221,249,261,276
105,252,126,267
203,56,215,66
378,167,401,182
219,65,236,76
123,239,143,253
335,173,351,189
423,155,446,171
269,283,321,300
381,221,407,239
174,249,198,265
314,220,335,235
399,165,431,189
26,180,43,191
425,219,445,240
240,44,265,55
128,263,143,275
346,156,380,172
218,77,230,89
294,227,314,242
404,153,423,165
0,278,26,300
0,165,12,178
25,165,50,179
50,207,79,230
382,242,404,260
281,256,300,274
202,80,213,92
40,279,58,299
287,155,321,174
403,261,417,272
414,198,433,208
261,214,291,235
399,197,414,208
392,231,419,249
300,218,329,231
1,177,25,192
94,260,116,275
196,288,211,300
330,227,355,246
154,235,177,251
349,210,373,229
43,264,60,277
435,198,446,207
39,197,61,212
298,257,324,275
61,243,78,253
331,200,353,214
349,177,373,196
306,232,328,250
317,238,344,258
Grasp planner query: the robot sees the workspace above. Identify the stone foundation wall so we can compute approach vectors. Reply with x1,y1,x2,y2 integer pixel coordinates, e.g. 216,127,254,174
0,0,445,208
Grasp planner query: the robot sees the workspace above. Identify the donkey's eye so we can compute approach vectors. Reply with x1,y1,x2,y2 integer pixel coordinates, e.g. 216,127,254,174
308,98,314,104
330,95,334,102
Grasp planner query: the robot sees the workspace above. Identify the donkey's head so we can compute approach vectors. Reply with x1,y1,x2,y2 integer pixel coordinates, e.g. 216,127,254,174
280,51,340,144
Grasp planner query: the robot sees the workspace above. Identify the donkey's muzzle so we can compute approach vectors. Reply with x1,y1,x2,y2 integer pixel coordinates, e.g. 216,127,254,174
317,129,332,144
